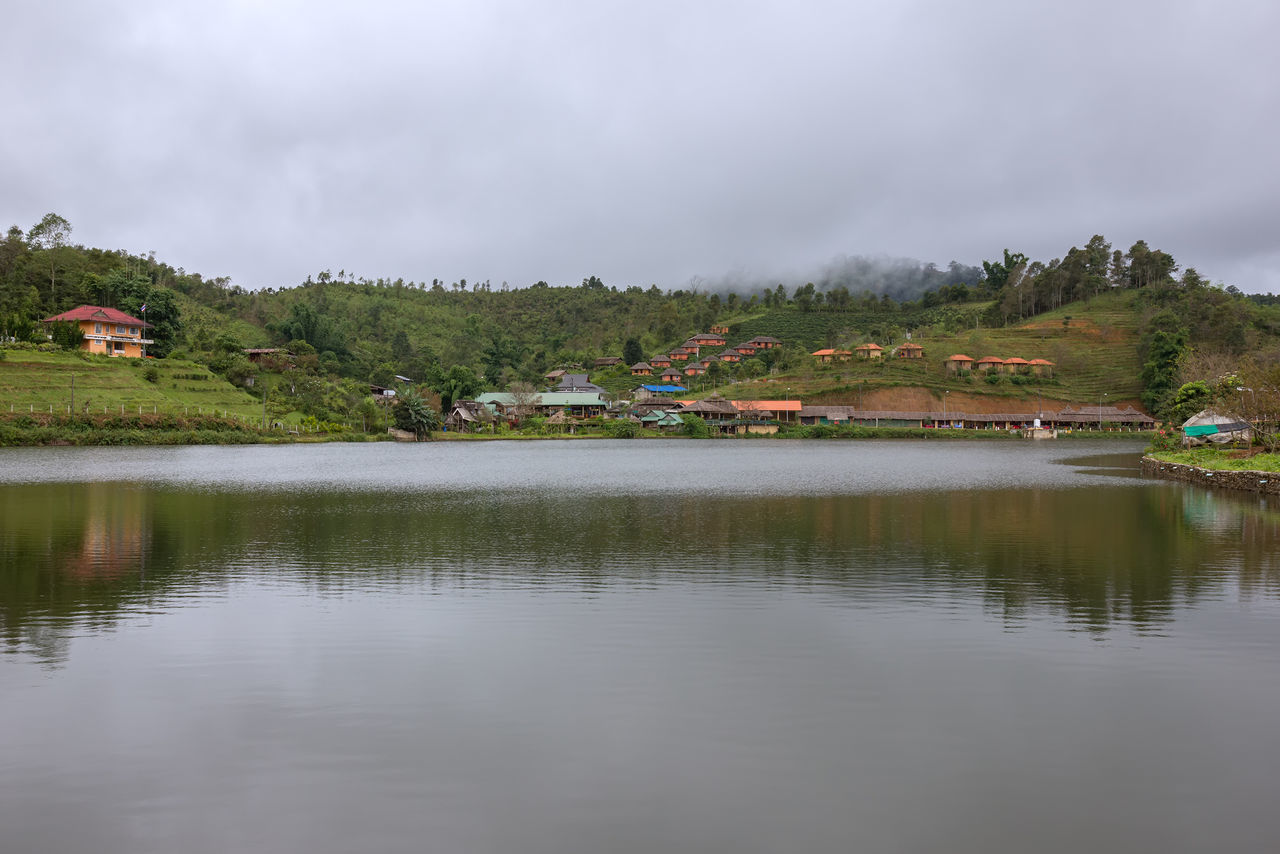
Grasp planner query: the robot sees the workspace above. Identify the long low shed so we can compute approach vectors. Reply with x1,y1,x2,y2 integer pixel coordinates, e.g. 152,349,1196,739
798,405,1155,429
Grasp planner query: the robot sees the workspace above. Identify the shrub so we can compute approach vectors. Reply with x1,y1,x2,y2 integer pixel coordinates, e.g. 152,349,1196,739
604,419,642,439
1147,427,1182,452
682,414,711,438
143,365,160,383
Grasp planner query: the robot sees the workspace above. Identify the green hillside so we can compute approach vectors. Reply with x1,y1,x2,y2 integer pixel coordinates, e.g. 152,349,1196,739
0,349,263,419
4,217,1279,424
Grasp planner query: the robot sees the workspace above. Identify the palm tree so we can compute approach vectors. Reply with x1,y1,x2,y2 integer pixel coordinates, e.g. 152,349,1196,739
394,388,441,440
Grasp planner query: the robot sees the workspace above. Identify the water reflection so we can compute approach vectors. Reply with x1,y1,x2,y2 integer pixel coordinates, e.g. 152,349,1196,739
4,479,1279,665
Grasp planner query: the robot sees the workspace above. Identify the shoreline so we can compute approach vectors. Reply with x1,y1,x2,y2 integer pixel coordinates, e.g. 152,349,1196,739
1141,455,1280,495
1,412,1151,448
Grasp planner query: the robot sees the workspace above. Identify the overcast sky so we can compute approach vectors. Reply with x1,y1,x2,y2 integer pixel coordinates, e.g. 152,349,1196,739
5,0,1279,293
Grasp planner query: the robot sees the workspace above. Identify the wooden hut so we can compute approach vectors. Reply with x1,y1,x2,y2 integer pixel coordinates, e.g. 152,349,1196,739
1002,357,1030,375
1029,358,1055,377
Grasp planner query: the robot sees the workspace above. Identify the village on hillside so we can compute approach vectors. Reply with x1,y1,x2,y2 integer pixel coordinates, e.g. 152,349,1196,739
442,325,1155,435
31,306,1155,436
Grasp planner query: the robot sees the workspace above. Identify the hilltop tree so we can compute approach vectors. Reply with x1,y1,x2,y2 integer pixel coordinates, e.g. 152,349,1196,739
982,249,1028,292
27,213,72,306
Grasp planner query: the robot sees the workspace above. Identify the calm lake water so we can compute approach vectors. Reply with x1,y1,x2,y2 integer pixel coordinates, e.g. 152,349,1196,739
2,440,1279,853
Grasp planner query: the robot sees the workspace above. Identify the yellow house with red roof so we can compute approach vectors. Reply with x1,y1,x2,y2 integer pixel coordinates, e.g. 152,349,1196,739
43,306,153,357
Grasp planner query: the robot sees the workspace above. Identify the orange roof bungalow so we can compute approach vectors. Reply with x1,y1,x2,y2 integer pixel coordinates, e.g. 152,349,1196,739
811,348,852,364
733,341,759,356
692,332,727,346
42,305,153,357
659,367,684,383
896,342,924,359
717,349,743,363
1001,357,1030,374
976,356,1004,372
668,347,691,361
1028,358,1055,377
630,361,653,376
683,363,706,377
709,324,730,335
854,342,883,360
650,354,672,368
945,354,975,373
748,336,782,350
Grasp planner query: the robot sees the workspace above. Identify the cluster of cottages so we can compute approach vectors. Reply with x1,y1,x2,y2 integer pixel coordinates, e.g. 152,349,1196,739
807,342,1057,378
943,354,1056,376
445,325,1138,433
573,327,785,384
41,306,154,358
811,341,923,362
445,367,1153,434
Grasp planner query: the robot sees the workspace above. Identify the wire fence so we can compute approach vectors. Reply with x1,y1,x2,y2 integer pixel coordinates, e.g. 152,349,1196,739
1,401,365,434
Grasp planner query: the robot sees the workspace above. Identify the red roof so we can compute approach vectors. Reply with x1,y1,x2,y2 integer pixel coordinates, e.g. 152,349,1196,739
1003,357,1029,365
855,342,883,350
44,305,151,327
977,356,1004,364
1028,358,1056,366
947,354,974,362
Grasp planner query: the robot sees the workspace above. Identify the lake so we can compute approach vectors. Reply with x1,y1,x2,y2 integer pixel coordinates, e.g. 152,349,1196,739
2,440,1279,853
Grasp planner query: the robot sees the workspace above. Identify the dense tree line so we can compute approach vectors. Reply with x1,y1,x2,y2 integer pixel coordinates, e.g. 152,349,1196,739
977,235,1280,417
6,214,1278,422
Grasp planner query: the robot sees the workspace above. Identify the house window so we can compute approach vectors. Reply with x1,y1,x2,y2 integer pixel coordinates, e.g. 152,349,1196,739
129,327,138,335
94,323,102,333
114,342,125,352
116,325,127,335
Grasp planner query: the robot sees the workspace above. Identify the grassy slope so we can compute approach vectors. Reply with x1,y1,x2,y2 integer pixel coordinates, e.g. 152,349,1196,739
1148,448,1280,472
716,291,1146,410
0,350,263,419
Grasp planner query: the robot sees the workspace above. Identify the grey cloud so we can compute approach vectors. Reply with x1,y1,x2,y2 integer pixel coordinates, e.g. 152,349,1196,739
3,0,1278,293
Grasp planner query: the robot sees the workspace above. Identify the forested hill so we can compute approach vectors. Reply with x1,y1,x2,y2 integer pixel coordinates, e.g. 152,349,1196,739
3,214,1279,420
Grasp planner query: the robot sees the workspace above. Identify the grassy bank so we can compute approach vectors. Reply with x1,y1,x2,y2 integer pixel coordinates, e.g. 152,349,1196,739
1146,447,1280,472
0,413,383,447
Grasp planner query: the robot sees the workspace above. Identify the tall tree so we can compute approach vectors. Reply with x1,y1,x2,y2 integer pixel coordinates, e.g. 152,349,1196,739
622,337,644,365
27,213,72,306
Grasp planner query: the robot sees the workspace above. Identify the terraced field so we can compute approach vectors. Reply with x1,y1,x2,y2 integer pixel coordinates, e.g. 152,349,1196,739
0,350,262,419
